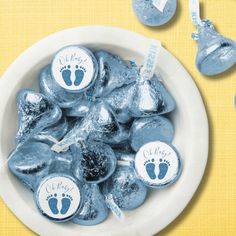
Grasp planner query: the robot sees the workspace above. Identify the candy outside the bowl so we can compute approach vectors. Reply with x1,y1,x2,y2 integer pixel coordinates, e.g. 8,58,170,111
102,163,148,210
93,51,139,97
132,0,177,27
130,116,174,151
72,184,108,226
192,19,236,76
51,100,121,152
8,140,54,191
71,141,117,184
39,65,84,108
16,89,62,144
134,141,182,189
34,174,82,222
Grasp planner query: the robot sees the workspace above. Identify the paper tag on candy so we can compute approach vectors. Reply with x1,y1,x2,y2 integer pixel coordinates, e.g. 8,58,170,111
52,46,97,92
117,160,131,167
140,39,161,81
35,175,81,221
51,136,78,153
189,0,201,25
105,194,125,221
134,141,182,188
152,0,168,12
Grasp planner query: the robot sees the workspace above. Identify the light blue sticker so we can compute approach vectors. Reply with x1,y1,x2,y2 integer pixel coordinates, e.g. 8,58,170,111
105,194,125,221
140,40,161,82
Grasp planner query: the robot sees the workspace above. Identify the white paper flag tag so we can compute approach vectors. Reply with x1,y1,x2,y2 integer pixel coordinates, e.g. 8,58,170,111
117,160,131,167
140,39,161,81
189,0,201,25
105,194,125,221
153,0,168,12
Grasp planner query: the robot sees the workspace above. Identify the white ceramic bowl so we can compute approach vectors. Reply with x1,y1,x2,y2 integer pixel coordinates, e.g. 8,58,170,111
0,26,208,236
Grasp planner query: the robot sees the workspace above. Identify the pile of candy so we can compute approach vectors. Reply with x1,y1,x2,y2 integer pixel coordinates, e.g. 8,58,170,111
8,45,182,225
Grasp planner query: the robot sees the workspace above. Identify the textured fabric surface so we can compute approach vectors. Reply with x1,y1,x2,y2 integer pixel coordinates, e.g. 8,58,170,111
0,0,236,235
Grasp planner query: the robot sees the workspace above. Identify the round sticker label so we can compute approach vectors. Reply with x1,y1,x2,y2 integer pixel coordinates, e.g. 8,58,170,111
135,141,182,187
52,46,96,91
35,175,81,221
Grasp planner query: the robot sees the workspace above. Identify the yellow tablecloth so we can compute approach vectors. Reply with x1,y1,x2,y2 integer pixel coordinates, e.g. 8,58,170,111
0,0,236,235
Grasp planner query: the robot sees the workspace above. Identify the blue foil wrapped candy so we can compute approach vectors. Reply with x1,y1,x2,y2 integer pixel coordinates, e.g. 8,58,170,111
35,116,68,144
49,149,74,175
92,123,130,149
132,0,177,26
192,20,236,76
71,141,117,184
130,116,174,151
130,74,176,117
102,163,147,210
39,65,84,108
8,140,54,191
105,82,136,124
93,51,138,97
72,184,108,226
52,100,121,152
64,98,92,118
16,89,62,144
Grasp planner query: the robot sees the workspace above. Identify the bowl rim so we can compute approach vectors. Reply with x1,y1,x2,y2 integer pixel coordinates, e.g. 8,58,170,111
0,25,209,236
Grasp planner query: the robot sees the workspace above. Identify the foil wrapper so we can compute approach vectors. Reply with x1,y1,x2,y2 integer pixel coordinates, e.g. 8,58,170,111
105,82,135,123
8,140,54,191
16,89,62,144
64,98,92,117
35,116,68,144
192,19,236,76
93,51,138,97
72,184,108,226
102,164,147,210
49,149,74,175
71,141,117,184
130,116,174,151
52,100,120,152
130,75,176,117
39,64,84,108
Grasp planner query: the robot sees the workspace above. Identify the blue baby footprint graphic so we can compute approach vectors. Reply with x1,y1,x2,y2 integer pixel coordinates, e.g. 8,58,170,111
46,193,59,215
60,193,73,215
60,65,72,86
158,159,170,180
144,159,156,180
74,65,86,86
